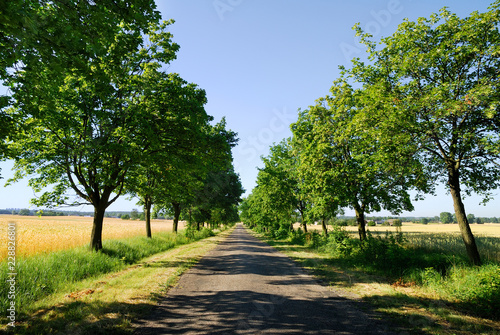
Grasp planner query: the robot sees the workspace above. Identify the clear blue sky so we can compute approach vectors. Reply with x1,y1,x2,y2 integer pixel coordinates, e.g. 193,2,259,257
1,0,498,217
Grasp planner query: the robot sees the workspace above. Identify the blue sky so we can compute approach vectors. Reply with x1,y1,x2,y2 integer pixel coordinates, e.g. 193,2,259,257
1,0,499,217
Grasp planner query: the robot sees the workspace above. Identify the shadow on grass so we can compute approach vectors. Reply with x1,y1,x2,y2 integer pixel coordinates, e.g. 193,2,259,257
0,255,201,335
363,294,500,334
3,299,155,335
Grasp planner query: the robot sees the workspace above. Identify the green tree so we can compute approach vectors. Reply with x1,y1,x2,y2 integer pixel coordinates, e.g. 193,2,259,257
353,3,500,265
467,214,476,224
440,212,453,224
291,79,420,241
258,139,313,234
0,1,160,177
187,119,243,231
6,7,179,251
130,209,139,220
124,72,210,236
421,218,429,225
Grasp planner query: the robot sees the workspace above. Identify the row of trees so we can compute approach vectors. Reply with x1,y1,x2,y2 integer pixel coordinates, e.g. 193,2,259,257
439,212,499,225
0,1,243,251
241,2,500,265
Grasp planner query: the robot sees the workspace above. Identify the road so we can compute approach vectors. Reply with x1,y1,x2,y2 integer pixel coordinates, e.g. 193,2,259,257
135,225,396,334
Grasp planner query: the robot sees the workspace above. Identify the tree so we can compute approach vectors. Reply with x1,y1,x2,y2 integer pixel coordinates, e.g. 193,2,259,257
440,212,454,224
421,218,429,225
130,209,139,220
185,119,243,231
258,139,313,234
6,6,180,251
124,72,211,236
467,214,476,224
1,1,161,177
353,3,500,265
291,78,421,241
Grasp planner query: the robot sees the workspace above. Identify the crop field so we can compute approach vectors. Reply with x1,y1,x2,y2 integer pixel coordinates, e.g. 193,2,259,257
298,222,500,263
298,221,500,236
0,215,187,260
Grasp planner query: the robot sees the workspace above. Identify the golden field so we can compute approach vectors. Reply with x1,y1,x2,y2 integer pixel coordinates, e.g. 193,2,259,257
0,215,187,260
300,221,500,237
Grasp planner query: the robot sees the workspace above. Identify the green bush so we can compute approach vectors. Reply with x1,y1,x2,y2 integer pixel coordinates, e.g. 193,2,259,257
320,225,353,256
289,228,306,245
273,226,290,240
444,264,500,318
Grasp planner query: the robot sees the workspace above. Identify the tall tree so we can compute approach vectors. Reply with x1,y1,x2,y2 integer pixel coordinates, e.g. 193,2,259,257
7,9,181,251
125,73,210,237
353,2,500,264
258,139,312,233
189,119,243,230
291,78,420,240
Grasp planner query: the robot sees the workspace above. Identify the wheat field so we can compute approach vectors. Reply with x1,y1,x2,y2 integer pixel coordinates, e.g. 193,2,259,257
300,221,500,237
0,215,187,260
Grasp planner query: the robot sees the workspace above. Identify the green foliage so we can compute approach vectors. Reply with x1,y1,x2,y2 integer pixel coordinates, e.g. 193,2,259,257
130,209,139,220
120,214,130,220
440,212,453,224
320,225,353,256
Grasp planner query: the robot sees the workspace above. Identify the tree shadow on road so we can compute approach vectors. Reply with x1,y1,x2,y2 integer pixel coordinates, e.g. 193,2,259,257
135,290,406,335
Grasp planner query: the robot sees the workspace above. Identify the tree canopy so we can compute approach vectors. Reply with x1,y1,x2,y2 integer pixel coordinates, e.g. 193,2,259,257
3,1,241,250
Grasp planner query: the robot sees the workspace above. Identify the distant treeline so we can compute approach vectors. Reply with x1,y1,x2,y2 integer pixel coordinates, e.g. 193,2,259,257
0,209,173,220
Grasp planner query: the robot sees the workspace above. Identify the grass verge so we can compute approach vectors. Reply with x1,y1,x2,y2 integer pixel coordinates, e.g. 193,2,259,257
1,226,233,334
250,228,500,335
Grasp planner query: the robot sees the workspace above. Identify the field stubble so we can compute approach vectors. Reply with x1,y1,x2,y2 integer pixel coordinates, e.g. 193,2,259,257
0,215,186,260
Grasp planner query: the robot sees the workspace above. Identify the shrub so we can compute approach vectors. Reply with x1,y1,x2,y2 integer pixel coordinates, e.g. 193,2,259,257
289,228,305,245
320,225,353,256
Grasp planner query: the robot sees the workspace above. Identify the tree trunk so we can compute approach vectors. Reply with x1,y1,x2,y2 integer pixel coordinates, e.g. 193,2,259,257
448,167,482,265
172,202,181,233
90,203,107,251
289,222,294,232
299,208,307,233
196,221,200,231
321,217,328,236
144,197,152,238
354,204,366,241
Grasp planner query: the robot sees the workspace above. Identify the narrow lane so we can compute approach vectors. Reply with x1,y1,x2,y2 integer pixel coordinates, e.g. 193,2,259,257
136,225,395,334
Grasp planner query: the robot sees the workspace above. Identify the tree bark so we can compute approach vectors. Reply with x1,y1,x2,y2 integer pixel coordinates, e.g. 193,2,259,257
321,217,328,236
172,201,181,233
298,207,307,233
144,196,152,238
90,202,107,251
354,204,366,241
448,167,482,265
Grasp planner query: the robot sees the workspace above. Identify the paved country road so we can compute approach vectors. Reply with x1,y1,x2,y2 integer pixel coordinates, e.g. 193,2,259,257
135,225,398,334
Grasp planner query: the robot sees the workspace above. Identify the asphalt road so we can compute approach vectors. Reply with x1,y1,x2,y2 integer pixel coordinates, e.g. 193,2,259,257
135,225,397,334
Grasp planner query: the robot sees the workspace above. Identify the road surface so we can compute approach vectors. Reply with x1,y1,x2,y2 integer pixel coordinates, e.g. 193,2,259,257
135,225,397,334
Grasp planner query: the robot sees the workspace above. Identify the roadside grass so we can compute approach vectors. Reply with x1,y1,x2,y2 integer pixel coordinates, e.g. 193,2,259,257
250,226,500,335
0,226,223,333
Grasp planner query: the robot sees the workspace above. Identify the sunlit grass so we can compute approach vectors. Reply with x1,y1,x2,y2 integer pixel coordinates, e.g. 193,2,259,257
0,227,216,318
